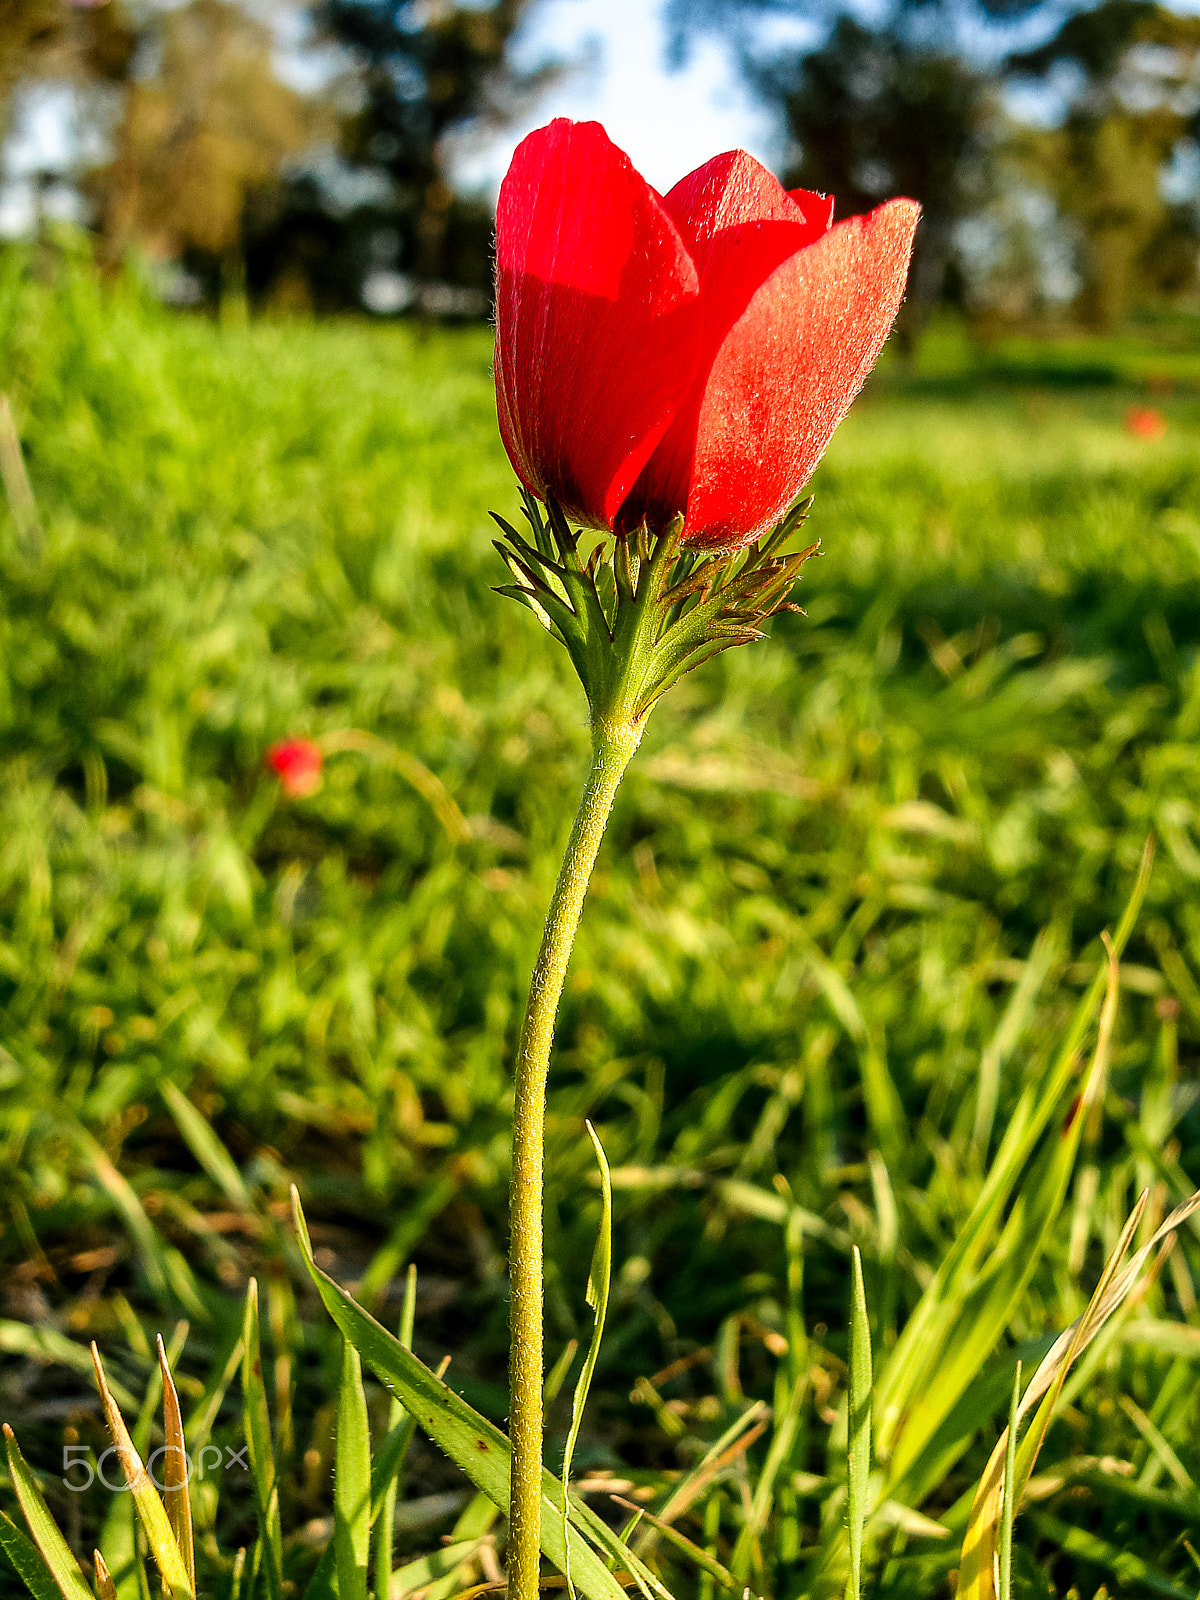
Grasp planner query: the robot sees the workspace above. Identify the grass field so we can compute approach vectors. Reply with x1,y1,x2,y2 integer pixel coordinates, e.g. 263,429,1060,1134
3,248,1200,1599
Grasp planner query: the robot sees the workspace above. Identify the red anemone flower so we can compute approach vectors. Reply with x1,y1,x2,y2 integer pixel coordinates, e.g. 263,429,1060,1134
494,119,919,551
267,738,323,798
1125,405,1166,440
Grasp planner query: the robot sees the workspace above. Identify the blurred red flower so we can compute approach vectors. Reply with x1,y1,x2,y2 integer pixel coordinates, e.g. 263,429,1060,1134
494,119,919,551
1125,405,1167,440
267,738,323,798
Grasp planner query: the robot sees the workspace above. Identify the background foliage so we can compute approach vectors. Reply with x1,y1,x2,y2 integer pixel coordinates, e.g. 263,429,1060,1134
7,0,1200,324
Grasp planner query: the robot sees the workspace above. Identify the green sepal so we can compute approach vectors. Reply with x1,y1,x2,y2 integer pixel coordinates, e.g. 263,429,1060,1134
491,494,818,731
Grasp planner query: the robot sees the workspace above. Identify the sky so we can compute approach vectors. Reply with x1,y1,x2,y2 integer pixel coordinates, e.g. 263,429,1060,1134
451,0,787,196
0,83,90,235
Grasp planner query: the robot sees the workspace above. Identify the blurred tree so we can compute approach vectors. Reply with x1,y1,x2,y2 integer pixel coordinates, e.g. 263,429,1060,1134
1010,0,1200,324
666,0,1200,332
664,0,1052,342
762,15,989,341
97,0,318,293
313,0,544,293
1,0,136,142
5,0,535,313
1,0,60,137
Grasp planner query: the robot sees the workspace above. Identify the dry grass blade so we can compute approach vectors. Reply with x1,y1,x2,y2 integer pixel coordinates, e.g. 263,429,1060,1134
642,1406,771,1536
93,1551,117,1600
315,729,471,844
610,1498,741,1593
958,1182,1200,1600
90,1344,194,1600
958,1187,1147,1600
0,392,42,556
156,1335,195,1592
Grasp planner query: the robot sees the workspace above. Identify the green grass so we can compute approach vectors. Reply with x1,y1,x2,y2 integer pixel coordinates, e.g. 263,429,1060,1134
3,247,1200,1599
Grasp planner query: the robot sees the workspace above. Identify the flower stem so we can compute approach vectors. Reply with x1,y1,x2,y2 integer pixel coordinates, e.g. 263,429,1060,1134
508,716,642,1600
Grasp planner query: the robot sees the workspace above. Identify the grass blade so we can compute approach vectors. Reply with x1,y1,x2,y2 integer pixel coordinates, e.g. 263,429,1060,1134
290,1187,641,1600
156,1335,195,1594
242,1280,284,1600
876,841,1153,1468
1120,1395,1198,1499
733,1367,809,1580
375,1265,417,1600
421,1495,498,1600
0,1323,138,1412
370,1410,421,1521
648,1401,770,1535
1030,1513,1193,1599
957,1192,1143,1600
315,730,471,847
71,1128,171,1300
97,1482,139,1600
997,1362,1021,1600
336,1338,371,1600
958,1182,1200,1600
361,1175,457,1309
308,1349,438,1600
389,1539,488,1600
160,1082,252,1210
972,929,1058,1162
0,1476,90,1600
845,1246,873,1600
611,1498,740,1593
562,1122,613,1600
881,930,1126,1498
184,1331,245,1456
89,1344,193,1600
544,1341,579,1406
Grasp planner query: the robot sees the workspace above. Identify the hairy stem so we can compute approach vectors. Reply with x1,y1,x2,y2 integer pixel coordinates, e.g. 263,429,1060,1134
508,717,642,1600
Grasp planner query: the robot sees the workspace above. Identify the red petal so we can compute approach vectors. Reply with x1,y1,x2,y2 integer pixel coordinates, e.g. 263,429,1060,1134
616,152,834,534
666,153,833,379
788,187,835,233
494,119,701,529
667,151,828,273
626,196,920,549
